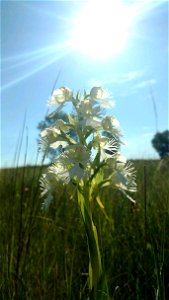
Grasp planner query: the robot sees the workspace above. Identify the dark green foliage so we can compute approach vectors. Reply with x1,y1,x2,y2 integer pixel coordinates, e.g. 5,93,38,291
152,130,169,159
0,160,169,299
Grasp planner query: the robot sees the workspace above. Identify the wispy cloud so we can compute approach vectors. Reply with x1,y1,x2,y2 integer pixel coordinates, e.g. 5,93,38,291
88,70,144,89
106,70,144,85
141,125,155,139
87,78,103,87
131,0,168,23
87,72,157,100
135,79,156,89
142,132,154,138
135,0,168,13
142,126,154,131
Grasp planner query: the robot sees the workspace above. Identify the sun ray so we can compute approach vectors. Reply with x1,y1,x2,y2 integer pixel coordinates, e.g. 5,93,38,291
1,47,71,91
2,45,55,63
2,41,70,63
2,48,57,71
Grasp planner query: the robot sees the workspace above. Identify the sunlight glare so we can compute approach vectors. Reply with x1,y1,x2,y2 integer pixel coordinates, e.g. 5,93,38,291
71,0,135,59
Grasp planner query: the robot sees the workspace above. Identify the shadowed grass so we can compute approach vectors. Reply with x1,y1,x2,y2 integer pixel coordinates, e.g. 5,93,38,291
0,159,169,299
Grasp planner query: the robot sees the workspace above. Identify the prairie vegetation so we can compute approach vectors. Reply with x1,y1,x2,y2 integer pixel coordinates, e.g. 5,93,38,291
0,159,169,299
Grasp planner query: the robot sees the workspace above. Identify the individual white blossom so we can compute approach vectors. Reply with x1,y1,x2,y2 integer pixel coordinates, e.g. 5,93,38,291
39,125,76,153
90,87,104,100
54,119,70,131
61,144,91,164
41,127,61,138
102,116,120,132
50,140,69,149
90,87,114,108
48,87,72,106
69,164,86,181
39,127,61,152
85,117,102,129
40,174,55,209
92,135,117,160
115,153,127,164
42,145,90,187
48,162,70,184
115,162,137,193
76,98,102,129
101,139,118,159
92,135,109,149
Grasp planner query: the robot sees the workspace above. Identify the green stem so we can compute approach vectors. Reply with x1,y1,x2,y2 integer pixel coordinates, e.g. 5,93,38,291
78,188,105,299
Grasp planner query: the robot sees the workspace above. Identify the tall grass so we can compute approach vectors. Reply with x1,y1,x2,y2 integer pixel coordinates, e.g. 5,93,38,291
0,159,169,299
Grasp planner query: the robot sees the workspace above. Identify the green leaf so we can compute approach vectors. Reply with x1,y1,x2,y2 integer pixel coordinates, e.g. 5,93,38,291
77,189,102,294
67,114,75,125
90,162,106,183
96,196,104,209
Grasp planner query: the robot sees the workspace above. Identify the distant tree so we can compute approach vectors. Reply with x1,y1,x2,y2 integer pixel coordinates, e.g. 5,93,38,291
37,111,76,161
151,130,169,159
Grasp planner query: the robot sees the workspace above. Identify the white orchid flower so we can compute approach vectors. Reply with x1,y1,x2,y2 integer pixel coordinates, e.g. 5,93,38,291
115,153,127,164
90,87,114,108
90,87,104,100
77,99,92,115
62,144,91,164
45,145,90,184
50,140,69,149
39,126,75,152
40,163,70,207
103,139,118,155
92,136,109,148
77,103,102,129
54,119,70,132
40,127,60,138
69,163,86,180
102,116,120,132
86,117,102,129
101,139,118,160
48,87,72,106
115,162,137,193
39,127,61,152
92,135,117,160
48,162,70,184
40,86,137,207
55,144,91,181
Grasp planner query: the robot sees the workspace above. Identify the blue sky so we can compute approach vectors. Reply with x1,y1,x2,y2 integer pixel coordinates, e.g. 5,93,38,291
1,0,168,167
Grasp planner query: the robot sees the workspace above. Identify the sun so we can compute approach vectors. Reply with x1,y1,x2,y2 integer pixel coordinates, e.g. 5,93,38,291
71,0,135,59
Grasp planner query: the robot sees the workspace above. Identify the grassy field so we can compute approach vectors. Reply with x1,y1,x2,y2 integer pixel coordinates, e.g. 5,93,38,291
0,159,169,299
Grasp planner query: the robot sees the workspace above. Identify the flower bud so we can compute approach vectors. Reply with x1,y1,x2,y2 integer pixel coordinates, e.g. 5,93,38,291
102,116,120,131
64,144,91,164
49,87,72,106
90,87,104,99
